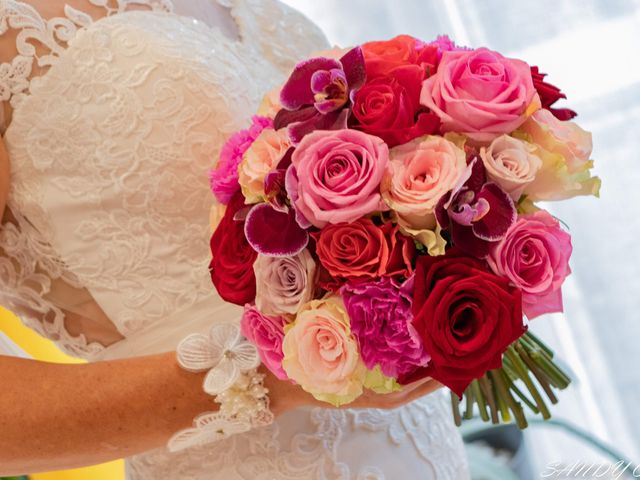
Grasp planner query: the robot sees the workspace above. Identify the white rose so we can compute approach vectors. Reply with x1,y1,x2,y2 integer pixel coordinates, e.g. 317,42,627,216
480,135,542,200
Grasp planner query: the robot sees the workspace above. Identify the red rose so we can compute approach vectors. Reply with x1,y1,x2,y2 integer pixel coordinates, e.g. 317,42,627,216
209,192,257,305
400,249,525,396
362,34,439,78
313,218,415,286
351,65,440,147
530,66,577,121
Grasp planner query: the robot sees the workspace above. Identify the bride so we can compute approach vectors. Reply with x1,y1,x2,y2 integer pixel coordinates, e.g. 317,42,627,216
0,1,470,478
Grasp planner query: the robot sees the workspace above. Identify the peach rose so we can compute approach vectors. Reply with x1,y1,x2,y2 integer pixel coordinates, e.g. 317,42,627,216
282,296,366,406
516,109,601,201
480,135,542,201
239,128,290,203
382,135,466,231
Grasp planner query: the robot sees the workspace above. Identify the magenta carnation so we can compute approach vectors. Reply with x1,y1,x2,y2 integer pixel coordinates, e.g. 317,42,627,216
341,277,430,377
427,35,469,59
209,116,273,204
240,304,288,380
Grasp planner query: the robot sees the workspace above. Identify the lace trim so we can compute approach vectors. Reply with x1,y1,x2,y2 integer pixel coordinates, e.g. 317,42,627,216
168,323,273,452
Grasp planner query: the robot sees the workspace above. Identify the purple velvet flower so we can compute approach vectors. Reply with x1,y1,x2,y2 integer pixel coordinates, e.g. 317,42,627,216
275,47,366,144
244,203,309,257
209,116,273,204
436,157,517,258
341,276,430,378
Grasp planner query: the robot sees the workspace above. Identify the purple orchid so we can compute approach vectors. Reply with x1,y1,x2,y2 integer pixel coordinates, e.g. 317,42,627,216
436,158,516,258
275,47,366,144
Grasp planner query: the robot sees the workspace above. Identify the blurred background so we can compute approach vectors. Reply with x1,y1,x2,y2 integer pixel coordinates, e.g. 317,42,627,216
2,0,639,478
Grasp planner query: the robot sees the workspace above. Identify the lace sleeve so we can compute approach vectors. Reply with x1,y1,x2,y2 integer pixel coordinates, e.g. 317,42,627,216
0,207,107,357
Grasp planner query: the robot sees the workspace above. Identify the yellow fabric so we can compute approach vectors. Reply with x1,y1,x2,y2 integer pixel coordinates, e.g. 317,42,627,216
0,307,126,480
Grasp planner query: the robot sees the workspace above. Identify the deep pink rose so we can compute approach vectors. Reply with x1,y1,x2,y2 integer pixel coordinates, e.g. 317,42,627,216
487,210,572,319
420,48,540,141
240,305,288,380
288,129,389,228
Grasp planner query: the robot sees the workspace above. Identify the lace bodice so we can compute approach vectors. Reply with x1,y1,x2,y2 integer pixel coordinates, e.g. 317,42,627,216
0,1,469,478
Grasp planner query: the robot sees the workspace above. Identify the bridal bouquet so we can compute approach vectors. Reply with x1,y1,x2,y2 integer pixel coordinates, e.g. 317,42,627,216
207,35,600,427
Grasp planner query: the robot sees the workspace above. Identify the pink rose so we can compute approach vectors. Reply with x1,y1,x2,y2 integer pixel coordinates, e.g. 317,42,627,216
487,210,572,319
382,135,466,230
282,296,365,405
420,48,541,141
253,250,317,316
288,129,389,228
240,305,288,380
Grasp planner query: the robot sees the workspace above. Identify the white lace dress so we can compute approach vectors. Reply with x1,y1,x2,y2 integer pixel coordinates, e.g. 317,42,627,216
0,1,470,478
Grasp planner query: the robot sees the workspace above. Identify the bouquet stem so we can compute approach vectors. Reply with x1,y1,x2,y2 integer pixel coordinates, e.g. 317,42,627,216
451,331,571,428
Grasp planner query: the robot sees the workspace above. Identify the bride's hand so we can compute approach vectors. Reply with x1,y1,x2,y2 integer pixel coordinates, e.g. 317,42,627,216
262,367,443,416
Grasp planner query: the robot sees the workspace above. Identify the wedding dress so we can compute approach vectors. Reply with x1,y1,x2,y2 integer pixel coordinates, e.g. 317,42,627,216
0,0,470,478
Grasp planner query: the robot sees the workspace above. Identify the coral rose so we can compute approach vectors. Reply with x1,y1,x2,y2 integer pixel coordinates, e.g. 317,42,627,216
361,34,439,78
313,218,415,285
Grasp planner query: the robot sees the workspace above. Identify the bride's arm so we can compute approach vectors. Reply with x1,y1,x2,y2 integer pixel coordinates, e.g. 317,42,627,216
0,351,441,476
0,352,213,475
